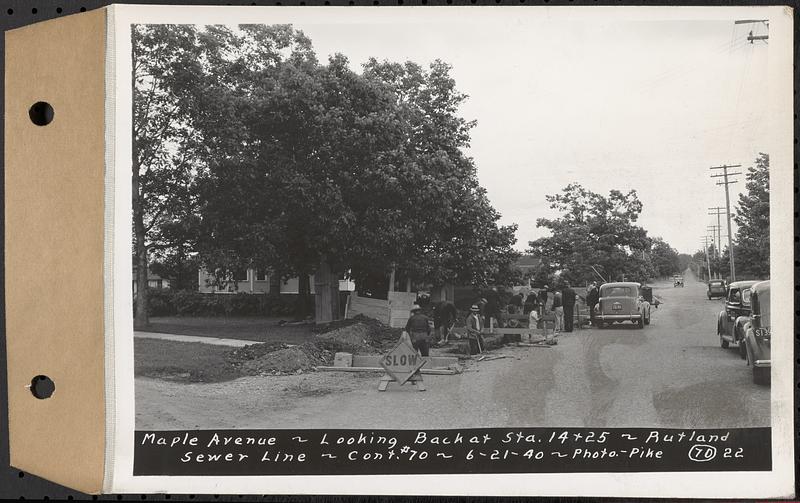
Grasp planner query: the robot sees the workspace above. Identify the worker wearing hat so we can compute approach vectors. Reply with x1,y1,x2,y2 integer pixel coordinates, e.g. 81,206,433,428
466,305,485,354
405,304,432,357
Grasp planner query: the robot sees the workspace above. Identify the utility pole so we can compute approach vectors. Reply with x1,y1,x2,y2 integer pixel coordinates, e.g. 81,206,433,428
708,206,726,261
735,20,769,44
706,225,718,278
710,164,741,281
700,236,712,281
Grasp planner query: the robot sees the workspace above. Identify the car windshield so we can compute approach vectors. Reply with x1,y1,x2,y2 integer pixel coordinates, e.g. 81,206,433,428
710,281,723,286
603,286,633,297
728,289,740,303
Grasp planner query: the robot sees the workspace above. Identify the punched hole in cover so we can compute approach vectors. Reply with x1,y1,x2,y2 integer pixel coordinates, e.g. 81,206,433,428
29,101,54,126
30,375,55,399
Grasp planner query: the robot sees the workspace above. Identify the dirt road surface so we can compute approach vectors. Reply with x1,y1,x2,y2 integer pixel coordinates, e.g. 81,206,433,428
136,273,769,429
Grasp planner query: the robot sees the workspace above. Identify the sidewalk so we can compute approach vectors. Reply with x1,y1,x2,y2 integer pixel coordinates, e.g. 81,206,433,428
134,331,254,348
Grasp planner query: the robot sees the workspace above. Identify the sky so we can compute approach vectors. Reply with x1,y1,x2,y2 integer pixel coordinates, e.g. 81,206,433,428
289,10,771,256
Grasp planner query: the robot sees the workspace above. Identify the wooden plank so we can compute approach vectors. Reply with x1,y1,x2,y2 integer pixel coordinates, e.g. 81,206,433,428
352,355,459,368
334,352,353,367
351,296,389,309
316,366,457,375
482,328,534,335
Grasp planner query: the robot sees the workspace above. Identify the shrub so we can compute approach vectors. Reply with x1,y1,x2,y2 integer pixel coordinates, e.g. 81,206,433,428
141,288,313,317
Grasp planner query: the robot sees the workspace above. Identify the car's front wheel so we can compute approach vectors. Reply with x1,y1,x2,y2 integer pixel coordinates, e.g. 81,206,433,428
736,328,747,359
637,317,644,329
720,333,729,348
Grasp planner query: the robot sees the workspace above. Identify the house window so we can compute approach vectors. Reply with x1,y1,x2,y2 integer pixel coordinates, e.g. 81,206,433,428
255,269,268,281
148,279,163,289
234,269,248,282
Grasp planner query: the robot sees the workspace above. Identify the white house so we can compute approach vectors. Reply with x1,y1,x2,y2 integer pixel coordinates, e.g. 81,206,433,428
197,268,355,295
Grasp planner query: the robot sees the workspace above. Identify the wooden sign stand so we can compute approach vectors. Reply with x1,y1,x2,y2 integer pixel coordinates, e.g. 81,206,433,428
378,371,426,392
378,338,427,392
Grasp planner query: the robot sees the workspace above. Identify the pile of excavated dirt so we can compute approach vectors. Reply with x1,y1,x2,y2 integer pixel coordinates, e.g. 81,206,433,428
228,316,406,376
229,342,337,376
314,315,403,352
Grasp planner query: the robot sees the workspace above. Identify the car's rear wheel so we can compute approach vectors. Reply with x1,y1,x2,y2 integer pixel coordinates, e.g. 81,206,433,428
753,366,770,386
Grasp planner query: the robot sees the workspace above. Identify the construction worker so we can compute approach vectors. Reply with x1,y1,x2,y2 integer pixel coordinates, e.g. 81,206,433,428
551,290,564,333
466,304,485,353
562,281,577,332
586,281,599,326
537,285,549,316
484,287,502,333
405,304,432,357
433,300,458,346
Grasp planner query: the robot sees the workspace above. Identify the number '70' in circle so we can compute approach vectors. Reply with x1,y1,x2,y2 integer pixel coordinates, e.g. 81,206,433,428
688,444,717,462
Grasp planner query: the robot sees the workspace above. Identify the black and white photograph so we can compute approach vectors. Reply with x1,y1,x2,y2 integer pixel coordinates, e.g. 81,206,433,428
111,5,794,497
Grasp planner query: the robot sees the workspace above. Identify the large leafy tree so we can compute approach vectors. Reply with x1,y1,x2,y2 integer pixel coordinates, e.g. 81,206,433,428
133,25,211,328
189,38,519,322
528,183,655,284
733,153,769,279
649,237,681,278
133,24,316,326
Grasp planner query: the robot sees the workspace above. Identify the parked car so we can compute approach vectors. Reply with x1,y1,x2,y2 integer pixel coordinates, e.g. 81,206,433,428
717,280,760,358
594,282,651,329
743,280,770,385
707,279,726,299
673,276,684,287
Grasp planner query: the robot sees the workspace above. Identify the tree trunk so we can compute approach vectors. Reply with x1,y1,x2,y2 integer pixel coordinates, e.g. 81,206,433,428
297,272,312,318
132,58,149,330
268,270,282,296
314,257,340,323
133,191,149,330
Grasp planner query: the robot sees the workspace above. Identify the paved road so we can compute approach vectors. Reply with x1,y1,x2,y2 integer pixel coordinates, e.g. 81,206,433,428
136,272,770,429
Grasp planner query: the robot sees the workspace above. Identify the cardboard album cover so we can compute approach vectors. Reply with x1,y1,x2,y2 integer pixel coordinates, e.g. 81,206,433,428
4,4,795,497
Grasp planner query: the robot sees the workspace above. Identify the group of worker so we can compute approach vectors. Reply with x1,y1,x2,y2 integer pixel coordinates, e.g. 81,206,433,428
403,281,602,357
404,301,483,357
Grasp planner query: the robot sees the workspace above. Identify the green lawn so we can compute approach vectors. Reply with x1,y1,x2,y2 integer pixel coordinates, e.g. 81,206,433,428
145,316,317,343
134,338,244,383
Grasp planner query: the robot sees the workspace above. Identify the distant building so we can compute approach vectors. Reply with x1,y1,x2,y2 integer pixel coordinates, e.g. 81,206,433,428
131,266,170,295
197,268,355,295
515,255,542,276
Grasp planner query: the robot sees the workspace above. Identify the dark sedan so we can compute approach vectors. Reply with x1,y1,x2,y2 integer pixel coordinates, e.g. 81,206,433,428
707,279,726,299
743,281,770,385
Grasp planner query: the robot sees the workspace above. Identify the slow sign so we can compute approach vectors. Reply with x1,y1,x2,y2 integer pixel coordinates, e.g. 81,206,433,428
380,338,426,386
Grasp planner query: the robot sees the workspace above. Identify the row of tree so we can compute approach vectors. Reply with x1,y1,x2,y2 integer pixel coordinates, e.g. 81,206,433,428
133,24,520,328
526,183,685,285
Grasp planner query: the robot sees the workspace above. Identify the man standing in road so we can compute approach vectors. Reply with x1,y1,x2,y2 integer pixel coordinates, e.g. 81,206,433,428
484,287,502,333
466,304,485,353
405,304,432,357
562,281,577,332
586,281,599,326
537,285,549,316
551,289,564,333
